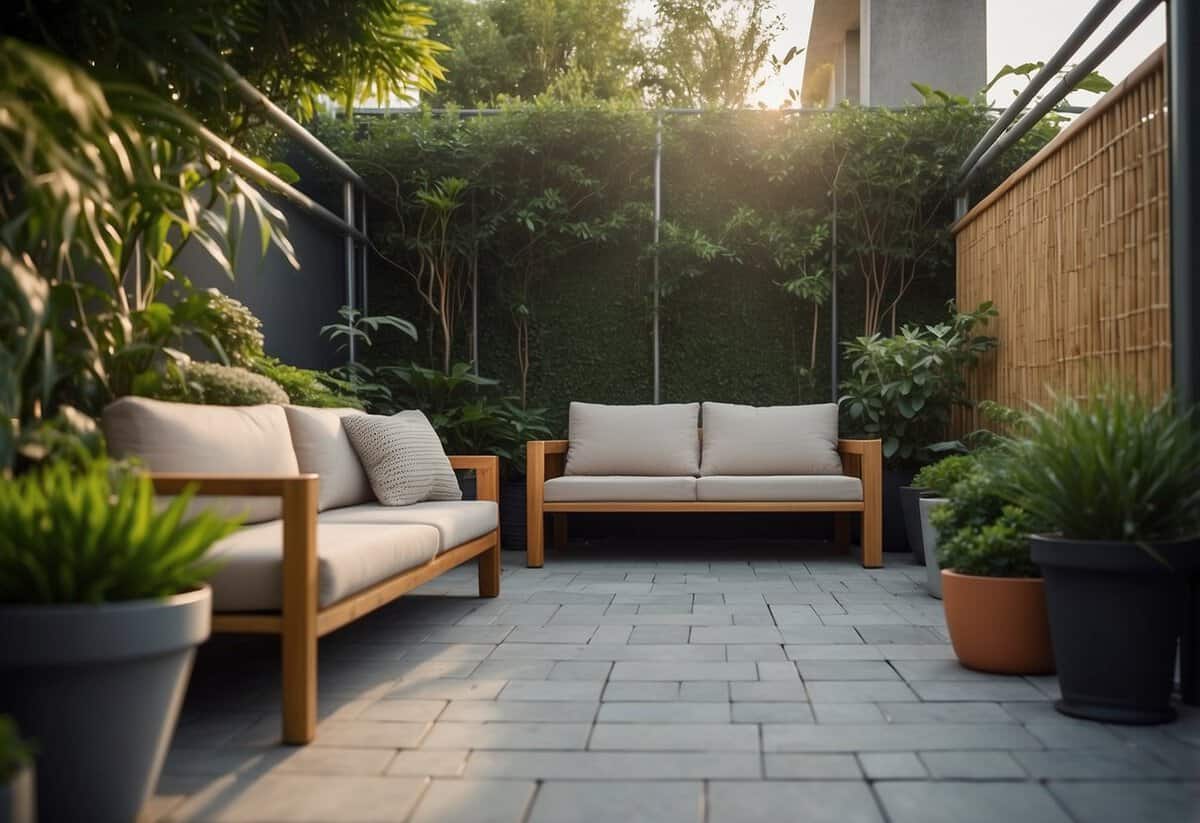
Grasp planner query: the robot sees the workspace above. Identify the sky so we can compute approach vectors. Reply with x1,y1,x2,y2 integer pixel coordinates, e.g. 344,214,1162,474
633,0,1166,109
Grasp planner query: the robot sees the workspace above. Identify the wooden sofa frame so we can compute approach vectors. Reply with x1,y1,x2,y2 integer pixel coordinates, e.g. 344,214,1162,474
525,439,882,569
152,455,501,745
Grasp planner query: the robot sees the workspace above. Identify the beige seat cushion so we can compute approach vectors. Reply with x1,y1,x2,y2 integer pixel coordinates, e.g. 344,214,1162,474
283,406,374,511
544,476,697,502
319,501,498,552
565,402,700,476
696,475,863,502
207,522,440,611
102,397,299,524
700,402,843,476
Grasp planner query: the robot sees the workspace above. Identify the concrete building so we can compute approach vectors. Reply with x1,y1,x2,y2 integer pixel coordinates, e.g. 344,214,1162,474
804,0,987,107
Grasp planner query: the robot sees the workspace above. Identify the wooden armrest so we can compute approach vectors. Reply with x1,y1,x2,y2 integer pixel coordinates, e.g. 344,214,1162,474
150,473,319,497
449,455,499,503
837,439,881,456
534,440,569,455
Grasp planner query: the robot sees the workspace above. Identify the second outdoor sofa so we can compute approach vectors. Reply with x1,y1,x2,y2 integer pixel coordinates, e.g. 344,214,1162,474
526,401,882,568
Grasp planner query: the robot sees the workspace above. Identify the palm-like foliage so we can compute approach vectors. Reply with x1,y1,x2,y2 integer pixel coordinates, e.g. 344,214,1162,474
0,459,239,603
994,389,1200,542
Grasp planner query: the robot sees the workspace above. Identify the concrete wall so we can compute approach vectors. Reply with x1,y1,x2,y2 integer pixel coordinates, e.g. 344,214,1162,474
174,197,348,370
861,0,987,106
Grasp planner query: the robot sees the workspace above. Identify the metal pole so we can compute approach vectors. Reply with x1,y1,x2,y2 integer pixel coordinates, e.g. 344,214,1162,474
1171,0,1199,408
829,190,838,402
343,181,356,364
652,114,663,404
360,189,369,317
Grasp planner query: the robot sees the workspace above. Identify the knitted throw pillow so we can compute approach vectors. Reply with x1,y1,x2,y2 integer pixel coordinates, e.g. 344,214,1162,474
341,411,462,506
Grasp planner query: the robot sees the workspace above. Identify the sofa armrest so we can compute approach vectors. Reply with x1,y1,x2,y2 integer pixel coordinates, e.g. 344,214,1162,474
449,455,500,503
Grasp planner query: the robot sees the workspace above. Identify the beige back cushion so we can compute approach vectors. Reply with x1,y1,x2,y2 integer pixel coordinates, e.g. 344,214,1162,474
565,402,701,476
283,406,374,511
699,402,843,476
102,397,300,524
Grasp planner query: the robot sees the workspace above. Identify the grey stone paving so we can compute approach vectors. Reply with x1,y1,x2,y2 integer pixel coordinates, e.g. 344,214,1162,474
147,541,1200,823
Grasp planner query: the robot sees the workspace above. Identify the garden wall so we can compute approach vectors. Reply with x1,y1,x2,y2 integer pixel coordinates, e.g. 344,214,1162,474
954,47,1170,432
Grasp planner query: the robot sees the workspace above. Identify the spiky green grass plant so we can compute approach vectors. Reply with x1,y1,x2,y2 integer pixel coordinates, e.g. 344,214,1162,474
0,459,239,603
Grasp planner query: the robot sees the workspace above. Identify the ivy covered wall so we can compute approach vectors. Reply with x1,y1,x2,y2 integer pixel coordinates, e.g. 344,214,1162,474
316,102,1046,432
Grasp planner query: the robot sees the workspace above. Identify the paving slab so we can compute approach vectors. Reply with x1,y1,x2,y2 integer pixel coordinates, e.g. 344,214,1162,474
527,781,702,823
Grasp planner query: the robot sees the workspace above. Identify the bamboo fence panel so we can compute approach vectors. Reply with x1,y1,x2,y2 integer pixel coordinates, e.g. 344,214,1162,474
953,46,1169,435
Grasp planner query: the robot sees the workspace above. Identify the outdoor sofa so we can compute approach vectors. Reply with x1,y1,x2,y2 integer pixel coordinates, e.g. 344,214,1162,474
526,402,882,568
102,397,501,744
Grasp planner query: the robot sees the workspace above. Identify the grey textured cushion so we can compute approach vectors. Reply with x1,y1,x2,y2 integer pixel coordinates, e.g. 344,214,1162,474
565,402,700,476
207,521,440,611
319,500,498,553
696,475,862,502
102,396,299,524
699,402,843,476
342,411,462,505
283,406,373,511
544,475,697,502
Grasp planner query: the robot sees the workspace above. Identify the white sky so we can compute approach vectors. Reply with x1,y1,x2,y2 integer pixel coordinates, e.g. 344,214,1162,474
632,0,1166,109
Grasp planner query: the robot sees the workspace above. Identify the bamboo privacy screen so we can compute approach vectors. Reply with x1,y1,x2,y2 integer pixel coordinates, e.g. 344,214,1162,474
953,46,1170,433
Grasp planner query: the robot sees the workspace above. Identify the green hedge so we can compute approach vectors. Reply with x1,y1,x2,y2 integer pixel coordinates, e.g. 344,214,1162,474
316,103,1049,433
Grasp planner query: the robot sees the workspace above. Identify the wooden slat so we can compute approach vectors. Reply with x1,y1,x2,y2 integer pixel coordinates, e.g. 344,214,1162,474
541,501,865,513
280,475,318,745
315,532,499,635
150,474,319,496
952,47,1170,434
211,614,282,633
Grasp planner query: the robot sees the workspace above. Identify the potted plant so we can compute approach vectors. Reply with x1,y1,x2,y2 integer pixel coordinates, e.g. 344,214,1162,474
840,301,997,553
997,389,1200,724
930,456,1053,674
0,716,34,823
0,457,238,821
912,455,976,596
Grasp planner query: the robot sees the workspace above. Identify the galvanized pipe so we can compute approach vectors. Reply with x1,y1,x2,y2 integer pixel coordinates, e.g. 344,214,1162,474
343,181,356,364
652,114,663,405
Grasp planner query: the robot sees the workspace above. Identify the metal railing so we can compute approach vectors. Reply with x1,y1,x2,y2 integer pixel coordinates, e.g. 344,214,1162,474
185,36,369,363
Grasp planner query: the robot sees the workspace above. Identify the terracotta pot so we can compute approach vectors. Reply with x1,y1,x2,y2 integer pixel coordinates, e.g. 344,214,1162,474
941,570,1054,675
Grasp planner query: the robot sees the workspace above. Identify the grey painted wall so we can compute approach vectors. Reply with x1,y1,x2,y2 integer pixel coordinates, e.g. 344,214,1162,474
174,197,348,370
861,0,987,106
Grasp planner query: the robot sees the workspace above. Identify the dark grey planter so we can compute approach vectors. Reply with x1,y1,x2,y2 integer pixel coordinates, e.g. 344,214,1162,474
500,479,527,551
1031,536,1199,725
882,468,918,552
0,587,211,822
919,497,948,599
899,485,931,565
0,766,35,823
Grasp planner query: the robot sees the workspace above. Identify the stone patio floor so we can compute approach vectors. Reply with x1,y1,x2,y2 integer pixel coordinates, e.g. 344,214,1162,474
147,540,1200,822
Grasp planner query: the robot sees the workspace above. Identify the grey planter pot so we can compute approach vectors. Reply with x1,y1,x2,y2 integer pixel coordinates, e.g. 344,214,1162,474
899,486,931,565
919,497,948,599
0,766,35,823
0,587,211,823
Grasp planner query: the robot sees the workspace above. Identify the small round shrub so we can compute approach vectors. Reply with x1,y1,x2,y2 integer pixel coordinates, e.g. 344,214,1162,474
179,290,265,367
173,362,289,406
913,453,976,497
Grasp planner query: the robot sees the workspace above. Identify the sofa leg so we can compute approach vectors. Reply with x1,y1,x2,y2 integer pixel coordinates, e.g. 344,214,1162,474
479,532,501,597
527,518,545,568
861,509,882,569
552,514,568,549
281,620,317,744
834,513,850,552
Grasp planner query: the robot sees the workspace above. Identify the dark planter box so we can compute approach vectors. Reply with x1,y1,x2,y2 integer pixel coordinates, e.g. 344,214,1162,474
882,468,917,553
1032,535,1199,724
899,485,931,565
500,480,527,551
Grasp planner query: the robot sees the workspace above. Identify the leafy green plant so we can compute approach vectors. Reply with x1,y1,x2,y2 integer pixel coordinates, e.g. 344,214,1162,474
913,454,976,497
152,362,290,406
935,503,1042,578
929,454,1042,578
0,459,239,603
994,389,1200,543
839,301,998,466
0,716,33,781
253,357,363,409
179,291,266,368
